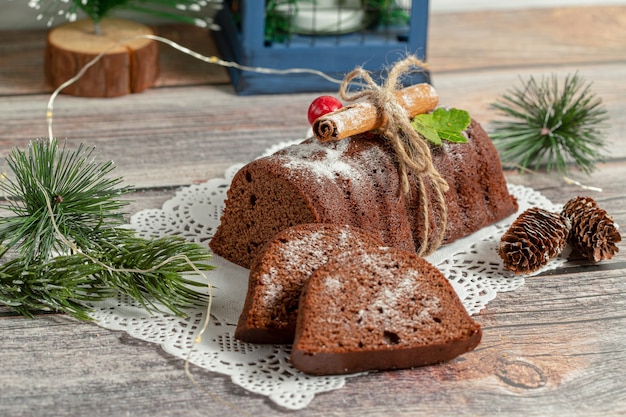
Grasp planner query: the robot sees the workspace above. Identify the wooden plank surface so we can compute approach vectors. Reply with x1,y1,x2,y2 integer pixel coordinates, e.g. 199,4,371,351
1,4,625,417
428,5,626,72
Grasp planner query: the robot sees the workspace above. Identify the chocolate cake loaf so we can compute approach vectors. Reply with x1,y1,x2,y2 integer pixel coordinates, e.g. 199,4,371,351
291,246,482,375
210,119,518,269
235,223,384,344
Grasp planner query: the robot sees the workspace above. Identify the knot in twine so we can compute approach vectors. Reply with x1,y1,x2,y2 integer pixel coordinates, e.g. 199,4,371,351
339,56,449,256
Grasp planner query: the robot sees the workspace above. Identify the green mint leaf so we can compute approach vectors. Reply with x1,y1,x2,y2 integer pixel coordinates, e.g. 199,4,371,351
433,108,471,143
411,116,442,145
411,108,471,145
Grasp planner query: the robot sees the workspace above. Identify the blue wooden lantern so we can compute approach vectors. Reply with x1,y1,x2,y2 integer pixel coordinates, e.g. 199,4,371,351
213,0,430,95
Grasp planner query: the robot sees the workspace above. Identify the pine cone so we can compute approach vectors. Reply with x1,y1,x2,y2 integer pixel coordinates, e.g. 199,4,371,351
499,207,571,274
562,196,622,261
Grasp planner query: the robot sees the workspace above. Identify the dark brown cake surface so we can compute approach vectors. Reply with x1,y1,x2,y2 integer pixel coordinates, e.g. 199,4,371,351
235,223,384,344
291,246,482,375
210,119,518,269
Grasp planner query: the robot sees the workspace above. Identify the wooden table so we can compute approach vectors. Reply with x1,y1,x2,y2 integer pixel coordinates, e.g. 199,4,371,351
1,4,625,416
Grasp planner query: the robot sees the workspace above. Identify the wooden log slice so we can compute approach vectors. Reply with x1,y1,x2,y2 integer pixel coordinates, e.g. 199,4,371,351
45,18,159,97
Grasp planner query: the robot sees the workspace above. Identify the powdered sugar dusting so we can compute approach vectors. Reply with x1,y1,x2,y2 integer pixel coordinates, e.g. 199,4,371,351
279,231,328,272
279,139,363,184
275,225,370,275
324,275,343,292
259,267,283,306
327,250,444,344
282,230,326,266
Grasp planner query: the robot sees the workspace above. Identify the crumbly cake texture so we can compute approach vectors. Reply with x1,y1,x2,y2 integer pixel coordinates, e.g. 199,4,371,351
235,223,384,344
291,247,482,375
210,119,518,269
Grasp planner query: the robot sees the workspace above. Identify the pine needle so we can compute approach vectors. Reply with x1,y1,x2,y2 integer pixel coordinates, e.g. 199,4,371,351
490,73,609,175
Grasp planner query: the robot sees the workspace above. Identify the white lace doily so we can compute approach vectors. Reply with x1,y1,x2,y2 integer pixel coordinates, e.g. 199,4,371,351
88,142,565,410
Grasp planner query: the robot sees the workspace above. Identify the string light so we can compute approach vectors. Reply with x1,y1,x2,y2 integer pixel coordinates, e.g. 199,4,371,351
46,33,345,141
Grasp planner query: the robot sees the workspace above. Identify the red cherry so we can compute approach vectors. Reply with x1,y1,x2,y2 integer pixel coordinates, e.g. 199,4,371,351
307,95,343,125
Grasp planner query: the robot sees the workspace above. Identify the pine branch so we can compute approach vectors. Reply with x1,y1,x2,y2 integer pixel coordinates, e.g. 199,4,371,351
0,139,214,320
0,232,212,320
490,73,609,175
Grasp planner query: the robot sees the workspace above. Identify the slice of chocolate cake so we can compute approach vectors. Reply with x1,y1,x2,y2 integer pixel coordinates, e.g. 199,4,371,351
291,246,482,375
235,223,384,344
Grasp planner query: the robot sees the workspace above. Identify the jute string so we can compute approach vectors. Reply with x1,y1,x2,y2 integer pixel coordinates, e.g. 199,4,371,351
339,56,449,256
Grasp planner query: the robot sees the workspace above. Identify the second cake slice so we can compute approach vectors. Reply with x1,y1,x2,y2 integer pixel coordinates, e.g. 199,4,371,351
235,223,384,344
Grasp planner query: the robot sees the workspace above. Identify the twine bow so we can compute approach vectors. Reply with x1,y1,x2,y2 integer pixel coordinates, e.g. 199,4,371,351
339,56,449,256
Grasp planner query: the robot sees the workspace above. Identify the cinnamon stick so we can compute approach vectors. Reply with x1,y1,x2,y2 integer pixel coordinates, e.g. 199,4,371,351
312,83,438,142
